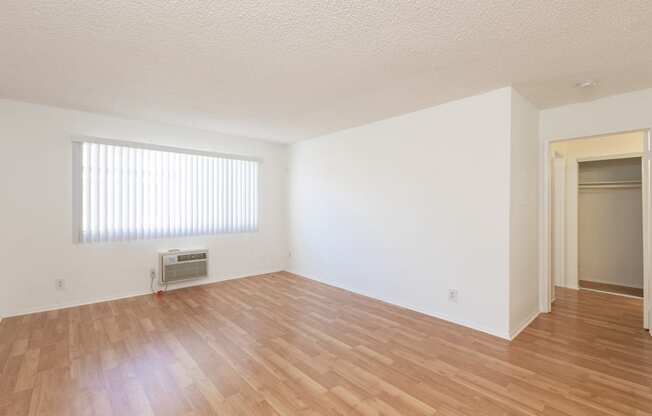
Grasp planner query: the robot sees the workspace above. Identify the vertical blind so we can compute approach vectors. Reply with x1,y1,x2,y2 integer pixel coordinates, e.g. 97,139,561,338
75,141,259,243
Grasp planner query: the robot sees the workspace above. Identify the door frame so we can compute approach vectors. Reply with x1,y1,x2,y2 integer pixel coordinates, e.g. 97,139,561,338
551,155,565,297
540,129,651,331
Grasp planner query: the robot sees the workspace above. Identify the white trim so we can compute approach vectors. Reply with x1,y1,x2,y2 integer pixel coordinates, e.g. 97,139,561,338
71,135,262,163
551,156,566,289
545,128,650,143
1,270,281,318
509,310,539,340
289,270,511,340
540,138,552,313
559,158,565,290
643,130,651,329
576,152,644,162
7,289,155,318
579,287,643,299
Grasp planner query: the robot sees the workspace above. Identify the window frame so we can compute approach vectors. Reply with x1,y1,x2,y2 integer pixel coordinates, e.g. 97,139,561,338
71,136,262,243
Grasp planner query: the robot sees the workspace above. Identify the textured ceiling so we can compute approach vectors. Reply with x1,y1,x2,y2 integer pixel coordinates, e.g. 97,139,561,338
1,1,652,143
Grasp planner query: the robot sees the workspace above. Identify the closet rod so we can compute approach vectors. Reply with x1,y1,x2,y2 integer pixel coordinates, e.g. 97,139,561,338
578,180,641,186
579,184,641,189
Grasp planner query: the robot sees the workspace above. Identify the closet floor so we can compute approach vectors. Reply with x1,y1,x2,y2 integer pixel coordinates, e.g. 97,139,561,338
579,279,644,297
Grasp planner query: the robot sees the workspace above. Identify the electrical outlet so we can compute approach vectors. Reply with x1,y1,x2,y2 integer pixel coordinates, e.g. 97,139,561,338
55,279,65,291
448,289,458,303
150,269,156,280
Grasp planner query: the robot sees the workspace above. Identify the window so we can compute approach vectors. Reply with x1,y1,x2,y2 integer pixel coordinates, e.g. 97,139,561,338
73,140,259,243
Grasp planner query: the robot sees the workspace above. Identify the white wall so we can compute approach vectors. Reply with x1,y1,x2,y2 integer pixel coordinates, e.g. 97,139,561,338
289,88,514,338
550,133,644,289
508,90,540,337
0,99,289,317
540,87,652,141
579,184,643,288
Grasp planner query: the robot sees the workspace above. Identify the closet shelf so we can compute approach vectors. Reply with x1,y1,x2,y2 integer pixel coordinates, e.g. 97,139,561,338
579,180,641,189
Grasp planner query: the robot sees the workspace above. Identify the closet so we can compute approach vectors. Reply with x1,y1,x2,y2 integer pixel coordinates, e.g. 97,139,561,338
578,157,643,296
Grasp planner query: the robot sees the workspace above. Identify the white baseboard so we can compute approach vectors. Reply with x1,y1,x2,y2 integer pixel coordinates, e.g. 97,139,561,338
559,282,579,290
423,309,511,340
2,270,282,318
4,289,153,318
287,269,511,340
509,310,540,340
578,287,642,299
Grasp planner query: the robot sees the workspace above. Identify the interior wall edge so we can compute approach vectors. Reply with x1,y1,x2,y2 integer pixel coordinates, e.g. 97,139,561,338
508,88,541,335
509,309,540,341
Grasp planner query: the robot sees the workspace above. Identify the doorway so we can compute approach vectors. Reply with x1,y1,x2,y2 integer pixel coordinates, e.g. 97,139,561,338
545,130,649,329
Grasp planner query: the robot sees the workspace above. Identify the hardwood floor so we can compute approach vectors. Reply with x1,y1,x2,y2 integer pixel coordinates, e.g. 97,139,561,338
1,272,651,415
579,279,644,297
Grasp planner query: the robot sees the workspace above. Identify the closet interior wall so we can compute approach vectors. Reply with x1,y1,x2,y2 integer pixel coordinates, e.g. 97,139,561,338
578,157,644,290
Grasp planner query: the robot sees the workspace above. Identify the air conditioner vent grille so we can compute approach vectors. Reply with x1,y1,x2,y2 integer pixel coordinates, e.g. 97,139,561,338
160,249,208,284
178,252,207,262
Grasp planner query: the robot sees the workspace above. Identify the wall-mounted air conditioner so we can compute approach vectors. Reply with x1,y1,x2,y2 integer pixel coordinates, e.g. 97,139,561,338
159,249,209,284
